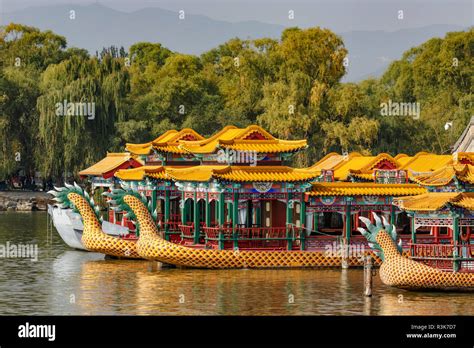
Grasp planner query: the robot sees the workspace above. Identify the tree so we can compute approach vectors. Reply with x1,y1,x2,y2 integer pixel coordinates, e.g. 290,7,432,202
258,27,348,165
0,24,68,180
36,54,130,177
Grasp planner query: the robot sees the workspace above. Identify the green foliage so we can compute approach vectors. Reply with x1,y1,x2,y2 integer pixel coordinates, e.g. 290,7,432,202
36,55,130,177
0,23,67,70
376,29,473,154
0,23,472,181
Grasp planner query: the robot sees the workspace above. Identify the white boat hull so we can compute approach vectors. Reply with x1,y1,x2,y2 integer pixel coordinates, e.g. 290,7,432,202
48,205,129,251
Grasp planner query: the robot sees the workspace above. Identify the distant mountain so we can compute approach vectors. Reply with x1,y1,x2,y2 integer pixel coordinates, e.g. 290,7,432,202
3,3,283,54
3,3,465,82
340,24,466,81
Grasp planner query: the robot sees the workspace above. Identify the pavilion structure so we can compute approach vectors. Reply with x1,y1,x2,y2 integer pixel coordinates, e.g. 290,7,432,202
78,152,143,228
303,152,462,249
392,159,474,271
78,125,473,267
115,125,314,247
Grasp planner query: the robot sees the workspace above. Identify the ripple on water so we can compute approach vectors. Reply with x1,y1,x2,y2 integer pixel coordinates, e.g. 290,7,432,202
0,212,472,315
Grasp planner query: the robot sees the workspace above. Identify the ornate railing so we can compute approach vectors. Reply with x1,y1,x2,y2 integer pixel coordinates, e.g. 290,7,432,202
306,235,340,250
408,242,474,271
178,223,196,245
201,226,300,250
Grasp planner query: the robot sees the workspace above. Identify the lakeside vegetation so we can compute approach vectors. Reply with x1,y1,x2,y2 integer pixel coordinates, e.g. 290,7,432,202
0,23,472,180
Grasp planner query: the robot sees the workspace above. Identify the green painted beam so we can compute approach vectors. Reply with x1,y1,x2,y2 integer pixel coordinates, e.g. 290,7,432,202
151,190,157,217
286,192,293,250
227,202,232,222
164,189,170,241
205,192,211,227
300,193,306,250
452,213,460,272
313,212,318,234
345,204,351,243
193,191,200,244
410,213,416,244
232,191,239,249
390,205,396,226
218,192,225,250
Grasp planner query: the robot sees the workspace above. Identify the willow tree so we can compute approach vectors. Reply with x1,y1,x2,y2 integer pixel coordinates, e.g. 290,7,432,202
36,54,130,178
0,24,67,180
200,37,278,127
258,27,348,165
376,29,473,154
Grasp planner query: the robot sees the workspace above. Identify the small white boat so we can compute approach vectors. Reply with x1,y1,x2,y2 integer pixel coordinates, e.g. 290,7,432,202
48,204,129,251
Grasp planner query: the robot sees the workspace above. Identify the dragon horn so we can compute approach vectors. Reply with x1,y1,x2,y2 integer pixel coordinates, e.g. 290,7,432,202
359,216,372,229
381,215,390,229
73,182,82,192
372,212,382,228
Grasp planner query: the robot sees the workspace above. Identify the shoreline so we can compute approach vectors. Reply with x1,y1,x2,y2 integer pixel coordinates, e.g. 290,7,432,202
0,191,52,211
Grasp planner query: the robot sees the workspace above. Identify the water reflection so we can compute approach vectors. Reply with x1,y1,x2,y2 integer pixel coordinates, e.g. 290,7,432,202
0,212,472,315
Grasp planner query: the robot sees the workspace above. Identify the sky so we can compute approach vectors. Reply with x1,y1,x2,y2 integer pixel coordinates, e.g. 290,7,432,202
1,0,472,32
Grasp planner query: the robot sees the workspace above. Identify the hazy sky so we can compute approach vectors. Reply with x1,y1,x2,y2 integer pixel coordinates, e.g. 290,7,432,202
2,0,472,32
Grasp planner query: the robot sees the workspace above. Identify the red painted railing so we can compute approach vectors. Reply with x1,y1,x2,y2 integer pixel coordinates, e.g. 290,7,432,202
408,242,474,271
201,226,298,250
157,213,181,221
178,223,196,245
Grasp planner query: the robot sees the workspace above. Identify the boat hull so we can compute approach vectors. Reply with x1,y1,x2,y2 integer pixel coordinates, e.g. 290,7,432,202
136,235,378,269
48,205,130,251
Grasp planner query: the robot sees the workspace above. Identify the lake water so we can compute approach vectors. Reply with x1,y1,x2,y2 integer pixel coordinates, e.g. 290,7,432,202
0,212,472,316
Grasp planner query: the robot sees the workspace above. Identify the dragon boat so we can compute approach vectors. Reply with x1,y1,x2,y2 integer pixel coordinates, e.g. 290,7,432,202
358,213,474,291
48,125,474,279
50,184,474,293
48,183,141,259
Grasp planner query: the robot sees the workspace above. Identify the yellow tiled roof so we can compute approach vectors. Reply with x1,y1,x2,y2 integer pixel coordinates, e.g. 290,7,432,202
165,165,220,182
411,164,474,186
126,130,179,155
310,152,462,181
331,154,376,181
310,152,400,181
394,153,412,166
309,152,345,171
458,152,474,164
400,152,453,175
79,153,142,176
306,182,427,196
125,143,154,155
165,165,318,182
154,128,205,154
394,192,474,211
115,166,166,181
452,194,474,210
126,129,204,155
178,125,307,154
347,153,400,180
213,166,319,182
